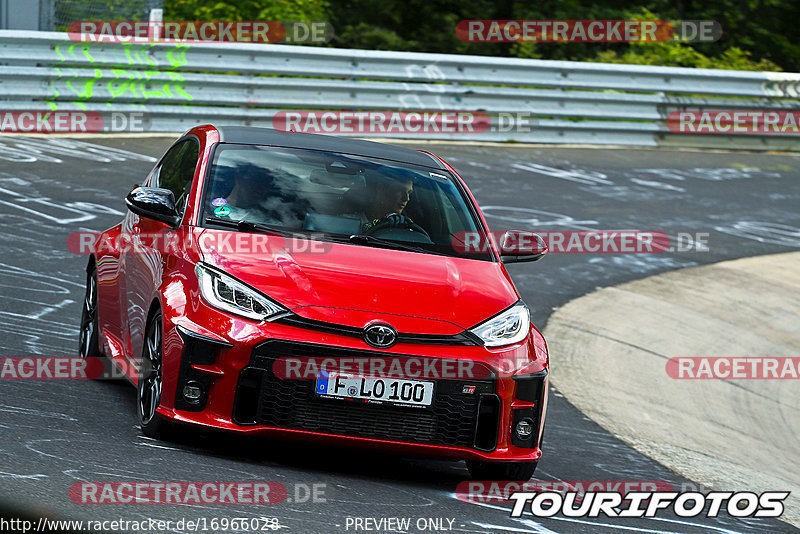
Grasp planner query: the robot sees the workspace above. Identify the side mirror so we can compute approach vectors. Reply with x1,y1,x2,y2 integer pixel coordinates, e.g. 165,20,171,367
125,187,181,228
499,231,547,263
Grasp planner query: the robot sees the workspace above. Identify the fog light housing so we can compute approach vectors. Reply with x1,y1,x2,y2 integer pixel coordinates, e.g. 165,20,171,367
515,418,534,440
183,381,203,404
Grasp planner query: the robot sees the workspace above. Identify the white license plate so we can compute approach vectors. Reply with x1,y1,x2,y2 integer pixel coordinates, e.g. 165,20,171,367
315,371,434,407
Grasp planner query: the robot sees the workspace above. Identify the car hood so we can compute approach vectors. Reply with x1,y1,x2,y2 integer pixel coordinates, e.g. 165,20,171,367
195,229,519,335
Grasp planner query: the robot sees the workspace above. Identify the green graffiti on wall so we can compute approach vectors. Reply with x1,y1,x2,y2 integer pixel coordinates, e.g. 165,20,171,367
46,41,193,111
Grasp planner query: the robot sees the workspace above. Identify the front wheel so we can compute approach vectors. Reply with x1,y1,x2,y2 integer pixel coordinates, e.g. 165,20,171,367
137,310,170,439
466,460,538,481
78,265,100,360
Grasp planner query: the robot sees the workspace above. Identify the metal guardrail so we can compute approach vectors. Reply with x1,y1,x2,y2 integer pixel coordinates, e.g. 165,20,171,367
1,30,799,149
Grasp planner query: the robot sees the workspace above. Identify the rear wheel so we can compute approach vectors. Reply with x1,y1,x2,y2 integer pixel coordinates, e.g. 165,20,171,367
137,311,170,439
466,460,538,481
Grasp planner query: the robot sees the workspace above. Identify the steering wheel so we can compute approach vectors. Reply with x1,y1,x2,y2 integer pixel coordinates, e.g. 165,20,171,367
367,214,432,242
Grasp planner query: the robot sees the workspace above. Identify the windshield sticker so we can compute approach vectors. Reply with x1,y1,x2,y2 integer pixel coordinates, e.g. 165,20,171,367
211,197,227,207
213,206,231,217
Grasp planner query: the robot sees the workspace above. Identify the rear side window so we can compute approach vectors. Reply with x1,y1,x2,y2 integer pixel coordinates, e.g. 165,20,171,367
151,139,200,215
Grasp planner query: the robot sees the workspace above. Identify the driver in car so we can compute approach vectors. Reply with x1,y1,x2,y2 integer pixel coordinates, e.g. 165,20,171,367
351,173,416,233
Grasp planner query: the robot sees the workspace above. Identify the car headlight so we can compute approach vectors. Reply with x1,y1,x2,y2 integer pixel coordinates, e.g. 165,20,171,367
470,302,530,347
195,263,286,321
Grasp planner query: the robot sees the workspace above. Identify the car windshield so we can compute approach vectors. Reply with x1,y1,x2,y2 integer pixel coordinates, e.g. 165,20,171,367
201,143,492,260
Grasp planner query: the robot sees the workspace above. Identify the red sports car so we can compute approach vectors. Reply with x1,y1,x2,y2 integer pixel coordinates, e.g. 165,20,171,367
79,124,549,480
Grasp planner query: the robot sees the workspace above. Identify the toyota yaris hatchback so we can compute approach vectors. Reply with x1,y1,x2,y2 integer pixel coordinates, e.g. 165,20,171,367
79,125,550,480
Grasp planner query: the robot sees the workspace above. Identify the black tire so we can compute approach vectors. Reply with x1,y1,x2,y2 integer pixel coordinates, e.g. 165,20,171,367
466,460,538,481
78,265,101,360
137,310,171,439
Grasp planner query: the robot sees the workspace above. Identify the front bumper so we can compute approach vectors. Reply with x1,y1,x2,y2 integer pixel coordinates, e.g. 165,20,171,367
157,306,549,462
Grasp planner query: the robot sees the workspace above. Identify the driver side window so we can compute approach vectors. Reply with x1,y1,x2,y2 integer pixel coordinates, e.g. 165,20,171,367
150,139,200,215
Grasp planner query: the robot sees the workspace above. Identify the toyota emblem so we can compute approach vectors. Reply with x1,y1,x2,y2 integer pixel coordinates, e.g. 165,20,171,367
364,323,397,348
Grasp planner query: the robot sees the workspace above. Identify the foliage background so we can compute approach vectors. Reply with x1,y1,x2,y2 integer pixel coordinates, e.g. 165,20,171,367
165,0,799,71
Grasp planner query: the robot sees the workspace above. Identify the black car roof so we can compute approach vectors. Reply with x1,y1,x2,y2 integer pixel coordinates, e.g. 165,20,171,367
213,126,445,169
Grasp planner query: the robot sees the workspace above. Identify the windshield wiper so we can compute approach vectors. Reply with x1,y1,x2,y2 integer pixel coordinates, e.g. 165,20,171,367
348,234,444,255
205,216,290,236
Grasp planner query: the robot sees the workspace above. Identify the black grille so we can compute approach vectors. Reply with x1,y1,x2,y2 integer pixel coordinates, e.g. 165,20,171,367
272,314,482,345
233,341,497,449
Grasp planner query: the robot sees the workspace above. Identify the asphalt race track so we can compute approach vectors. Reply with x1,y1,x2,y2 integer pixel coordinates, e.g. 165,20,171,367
0,135,799,533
